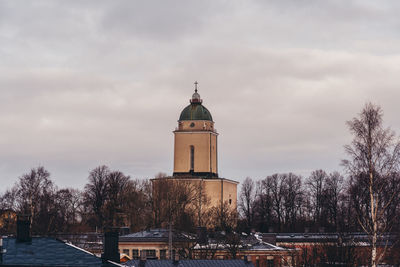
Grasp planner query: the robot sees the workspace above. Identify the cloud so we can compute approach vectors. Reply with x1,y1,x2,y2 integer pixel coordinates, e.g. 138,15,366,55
99,0,224,41
1,0,400,190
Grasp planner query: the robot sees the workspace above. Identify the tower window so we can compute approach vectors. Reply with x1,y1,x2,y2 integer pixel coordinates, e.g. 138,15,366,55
190,145,194,171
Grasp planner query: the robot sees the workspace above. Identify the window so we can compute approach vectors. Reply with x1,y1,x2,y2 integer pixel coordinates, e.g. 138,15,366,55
122,249,129,256
267,259,274,267
229,199,232,205
132,249,139,259
190,145,194,171
160,249,167,260
145,249,156,259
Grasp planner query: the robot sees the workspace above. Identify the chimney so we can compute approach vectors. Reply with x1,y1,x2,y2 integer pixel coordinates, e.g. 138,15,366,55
16,215,31,242
119,227,130,236
139,250,146,267
102,227,120,263
196,227,207,245
173,252,179,265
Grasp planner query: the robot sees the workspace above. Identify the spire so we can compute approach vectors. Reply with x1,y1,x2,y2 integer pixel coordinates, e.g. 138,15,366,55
191,81,202,103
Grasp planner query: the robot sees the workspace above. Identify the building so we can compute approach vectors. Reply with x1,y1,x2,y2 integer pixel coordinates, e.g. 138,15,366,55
118,228,196,260
151,82,238,228
0,237,120,267
193,233,297,267
0,216,121,267
118,229,297,267
269,232,400,266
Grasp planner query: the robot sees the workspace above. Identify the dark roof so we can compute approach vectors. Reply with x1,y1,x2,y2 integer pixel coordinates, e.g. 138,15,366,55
196,233,289,252
276,233,338,243
120,229,195,243
125,259,254,267
179,103,213,121
1,237,119,266
53,233,103,253
275,232,397,246
248,242,282,251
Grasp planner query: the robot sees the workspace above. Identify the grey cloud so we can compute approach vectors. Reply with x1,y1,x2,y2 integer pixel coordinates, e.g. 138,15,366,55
98,0,225,41
1,1,400,190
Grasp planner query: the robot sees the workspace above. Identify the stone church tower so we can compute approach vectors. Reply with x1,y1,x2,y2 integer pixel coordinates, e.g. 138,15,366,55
152,82,238,228
173,82,218,177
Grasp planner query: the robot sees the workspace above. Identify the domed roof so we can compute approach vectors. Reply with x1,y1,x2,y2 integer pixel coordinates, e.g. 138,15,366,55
179,81,213,121
179,103,213,121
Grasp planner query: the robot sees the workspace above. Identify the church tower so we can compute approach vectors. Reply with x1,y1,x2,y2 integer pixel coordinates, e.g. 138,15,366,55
173,82,218,177
152,82,238,228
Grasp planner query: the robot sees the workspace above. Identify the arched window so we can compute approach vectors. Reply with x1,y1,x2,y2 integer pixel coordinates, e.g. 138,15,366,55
190,145,194,171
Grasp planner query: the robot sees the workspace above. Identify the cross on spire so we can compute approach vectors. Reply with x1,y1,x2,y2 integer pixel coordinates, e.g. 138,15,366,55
190,81,202,104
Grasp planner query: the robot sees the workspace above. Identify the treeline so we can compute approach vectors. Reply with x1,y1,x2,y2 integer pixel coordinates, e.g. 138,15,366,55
237,170,400,233
0,167,234,235
0,166,153,235
2,164,399,236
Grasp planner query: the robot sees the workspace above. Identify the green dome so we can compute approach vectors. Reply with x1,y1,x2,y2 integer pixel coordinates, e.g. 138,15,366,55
179,103,213,121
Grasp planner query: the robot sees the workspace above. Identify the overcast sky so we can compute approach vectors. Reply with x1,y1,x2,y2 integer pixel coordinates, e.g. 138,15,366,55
1,0,400,191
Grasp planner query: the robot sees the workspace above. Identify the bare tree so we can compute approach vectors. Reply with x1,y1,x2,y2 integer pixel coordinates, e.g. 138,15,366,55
209,201,238,232
306,169,328,228
268,174,286,232
382,172,400,232
152,178,198,231
253,179,273,232
84,165,110,229
105,171,130,227
238,177,255,230
15,166,56,233
0,187,18,210
192,181,211,228
124,179,153,232
282,173,302,232
324,172,345,231
84,166,137,229
53,189,74,232
68,188,84,226
342,103,400,267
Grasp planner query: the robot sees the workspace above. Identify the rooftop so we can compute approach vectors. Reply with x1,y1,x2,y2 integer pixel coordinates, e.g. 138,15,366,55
273,232,397,246
119,229,196,243
1,237,120,267
125,259,254,267
194,233,292,252
179,83,213,122
179,103,213,122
